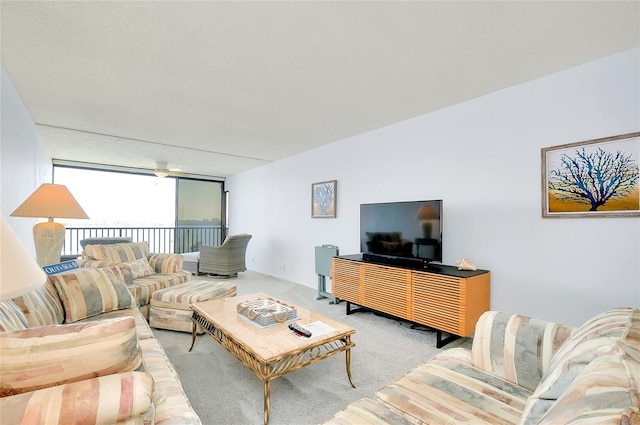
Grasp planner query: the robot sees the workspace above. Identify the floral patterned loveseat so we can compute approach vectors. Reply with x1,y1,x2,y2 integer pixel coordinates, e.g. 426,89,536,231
0,244,198,424
322,308,640,425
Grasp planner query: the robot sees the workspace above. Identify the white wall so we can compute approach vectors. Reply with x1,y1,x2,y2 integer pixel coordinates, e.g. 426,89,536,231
228,48,640,326
1,66,52,252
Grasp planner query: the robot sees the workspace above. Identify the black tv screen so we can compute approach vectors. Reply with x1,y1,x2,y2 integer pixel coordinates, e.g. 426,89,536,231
360,200,443,263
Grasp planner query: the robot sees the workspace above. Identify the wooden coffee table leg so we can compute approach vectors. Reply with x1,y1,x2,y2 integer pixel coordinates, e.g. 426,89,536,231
189,321,197,352
345,335,356,388
263,379,271,425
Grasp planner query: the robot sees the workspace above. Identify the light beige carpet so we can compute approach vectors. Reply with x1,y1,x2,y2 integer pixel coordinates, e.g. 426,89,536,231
152,271,472,425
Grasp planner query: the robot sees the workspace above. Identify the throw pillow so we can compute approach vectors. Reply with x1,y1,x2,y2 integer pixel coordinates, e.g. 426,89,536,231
0,316,142,396
50,267,136,323
535,341,640,424
76,259,134,285
11,280,65,327
471,311,574,392
125,257,155,278
75,259,119,268
520,307,639,424
0,372,154,423
0,300,28,332
83,241,149,262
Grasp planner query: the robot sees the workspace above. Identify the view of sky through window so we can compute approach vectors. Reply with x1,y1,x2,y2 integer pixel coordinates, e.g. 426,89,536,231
54,168,176,227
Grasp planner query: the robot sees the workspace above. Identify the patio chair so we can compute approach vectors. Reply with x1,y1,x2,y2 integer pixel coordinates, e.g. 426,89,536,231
199,233,252,277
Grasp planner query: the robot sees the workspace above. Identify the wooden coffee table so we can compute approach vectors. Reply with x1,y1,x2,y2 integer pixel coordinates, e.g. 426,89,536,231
189,292,356,425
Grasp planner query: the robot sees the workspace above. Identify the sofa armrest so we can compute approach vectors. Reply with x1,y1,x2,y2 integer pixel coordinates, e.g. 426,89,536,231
471,311,574,391
148,253,184,273
0,371,154,425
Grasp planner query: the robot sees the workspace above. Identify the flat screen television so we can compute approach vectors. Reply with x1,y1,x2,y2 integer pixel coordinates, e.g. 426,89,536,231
360,200,443,265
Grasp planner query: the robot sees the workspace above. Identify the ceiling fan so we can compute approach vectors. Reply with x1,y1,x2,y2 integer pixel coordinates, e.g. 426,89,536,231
154,161,190,178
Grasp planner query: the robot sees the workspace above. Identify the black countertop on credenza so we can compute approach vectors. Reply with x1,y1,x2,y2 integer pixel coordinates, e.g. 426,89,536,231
335,254,489,278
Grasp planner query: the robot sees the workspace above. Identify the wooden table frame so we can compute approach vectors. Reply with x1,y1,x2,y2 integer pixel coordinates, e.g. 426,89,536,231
189,293,356,425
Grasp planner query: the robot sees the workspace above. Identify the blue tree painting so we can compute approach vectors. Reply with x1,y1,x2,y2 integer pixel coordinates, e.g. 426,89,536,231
548,144,639,213
312,181,336,218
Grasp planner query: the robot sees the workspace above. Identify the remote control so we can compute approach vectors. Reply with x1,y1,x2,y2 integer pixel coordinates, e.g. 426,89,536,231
288,323,312,338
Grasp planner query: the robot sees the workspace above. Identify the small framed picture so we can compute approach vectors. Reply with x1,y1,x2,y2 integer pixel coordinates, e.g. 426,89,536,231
311,180,337,218
541,132,640,218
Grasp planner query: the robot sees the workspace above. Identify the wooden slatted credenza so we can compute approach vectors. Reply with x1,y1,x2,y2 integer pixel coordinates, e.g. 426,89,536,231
332,255,490,347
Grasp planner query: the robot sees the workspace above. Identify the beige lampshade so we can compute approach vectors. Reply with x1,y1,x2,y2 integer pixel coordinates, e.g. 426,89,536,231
0,217,47,300
10,183,89,220
11,184,88,266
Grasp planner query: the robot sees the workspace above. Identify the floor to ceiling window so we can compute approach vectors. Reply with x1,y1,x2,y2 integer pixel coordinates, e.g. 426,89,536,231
176,178,224,252
53,165,225,255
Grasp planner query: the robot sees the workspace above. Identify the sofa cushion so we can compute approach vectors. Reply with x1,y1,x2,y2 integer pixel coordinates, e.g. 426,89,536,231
472,311,574,392
76,258,119,268
50,266,136,322
0,316,141,396
84,241,149,262
520,308,639,424
320,398,416,425
534,341,640,424
0,300,28,332
11,280,65,327
86,307,155,340
125,257,155,278
138,337,201,424
0,371,155,425
376,348,532,425
149,252,184,273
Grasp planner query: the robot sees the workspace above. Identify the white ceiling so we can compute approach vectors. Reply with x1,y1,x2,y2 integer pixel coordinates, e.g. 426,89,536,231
2,1,638,178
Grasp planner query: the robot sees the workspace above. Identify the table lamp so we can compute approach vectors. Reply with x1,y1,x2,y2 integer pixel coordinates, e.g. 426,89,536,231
10,183,89,266
1,216,47,300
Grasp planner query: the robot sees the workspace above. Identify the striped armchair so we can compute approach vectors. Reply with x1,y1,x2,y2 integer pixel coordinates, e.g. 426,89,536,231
199,233,252,277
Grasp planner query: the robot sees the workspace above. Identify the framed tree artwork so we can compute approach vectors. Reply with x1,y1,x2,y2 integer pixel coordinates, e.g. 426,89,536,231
311,180,337,218
541,132,640,218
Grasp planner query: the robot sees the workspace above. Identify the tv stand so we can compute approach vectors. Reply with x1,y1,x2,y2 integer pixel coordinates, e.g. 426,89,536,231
332,255,490,348
344,301,461,347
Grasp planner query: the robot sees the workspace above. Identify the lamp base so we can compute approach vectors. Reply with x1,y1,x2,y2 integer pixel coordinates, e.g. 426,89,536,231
33,222,65,267
421,221,433,239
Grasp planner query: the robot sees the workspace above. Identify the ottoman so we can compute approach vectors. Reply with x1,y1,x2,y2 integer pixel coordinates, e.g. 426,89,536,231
149,280,237,333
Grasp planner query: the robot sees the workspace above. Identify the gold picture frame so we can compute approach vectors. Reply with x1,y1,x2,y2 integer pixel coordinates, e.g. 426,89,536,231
541,132,640,218
311,180,337,218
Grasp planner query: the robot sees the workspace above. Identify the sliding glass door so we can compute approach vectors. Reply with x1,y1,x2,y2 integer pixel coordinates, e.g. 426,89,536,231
175,178,225,253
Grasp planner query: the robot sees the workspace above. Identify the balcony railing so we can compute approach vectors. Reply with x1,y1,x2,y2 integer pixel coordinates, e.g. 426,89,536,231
63,226,224,257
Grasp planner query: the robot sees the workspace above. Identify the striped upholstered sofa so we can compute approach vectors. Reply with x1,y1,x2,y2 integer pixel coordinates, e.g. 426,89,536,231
0,245,199,424
322,308,640,425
